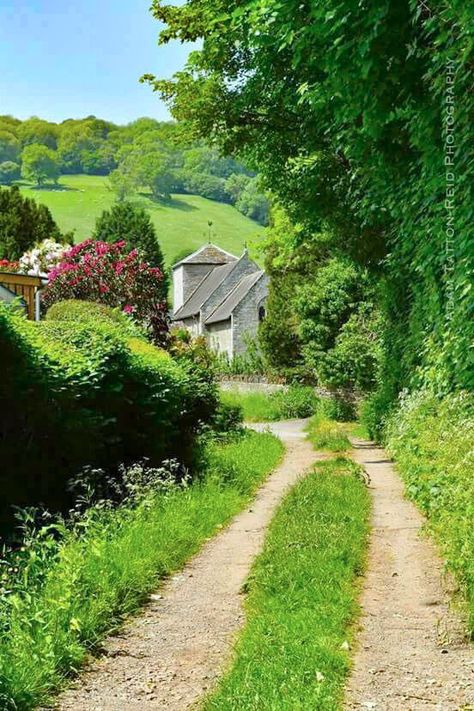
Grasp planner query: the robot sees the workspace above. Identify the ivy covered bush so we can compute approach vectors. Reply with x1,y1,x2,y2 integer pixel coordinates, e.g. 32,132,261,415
0,303,218,529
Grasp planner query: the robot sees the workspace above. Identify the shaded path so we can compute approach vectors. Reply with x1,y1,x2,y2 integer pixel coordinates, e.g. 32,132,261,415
345,439,474,710
55,420,318,710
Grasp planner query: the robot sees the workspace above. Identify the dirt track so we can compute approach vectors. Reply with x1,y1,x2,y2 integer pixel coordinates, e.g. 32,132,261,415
345,439,474,710
54,420,317,710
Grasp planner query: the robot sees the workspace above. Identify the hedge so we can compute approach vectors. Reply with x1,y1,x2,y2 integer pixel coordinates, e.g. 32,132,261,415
0,303,218,530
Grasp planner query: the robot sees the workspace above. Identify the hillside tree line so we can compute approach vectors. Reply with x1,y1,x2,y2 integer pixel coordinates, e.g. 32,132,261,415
0,114,269,224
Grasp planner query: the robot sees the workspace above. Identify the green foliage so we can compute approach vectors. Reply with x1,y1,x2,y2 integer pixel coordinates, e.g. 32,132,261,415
0,303,218,528
216,335,269,377
93,201,169,293
46,299,143,337
258,208,305,371
0,185,63,260
0,161,20,185
204,458,370,710
0,129,20,164
318,306,383,391
21,144,60,186
306,415,351,453
235,177,269,225
221,385,320,422
210,399,244,434
385,390,474,633
297,258,373,370
149,0,474,414
0,430,283,709
182,171,228,202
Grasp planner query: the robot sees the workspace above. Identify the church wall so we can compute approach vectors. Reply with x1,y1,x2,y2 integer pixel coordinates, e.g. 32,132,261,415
200,254,259,326
207,319,232,359
231,275,269,356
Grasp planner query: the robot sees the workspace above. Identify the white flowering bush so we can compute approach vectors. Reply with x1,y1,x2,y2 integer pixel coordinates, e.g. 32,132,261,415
19,239,67,277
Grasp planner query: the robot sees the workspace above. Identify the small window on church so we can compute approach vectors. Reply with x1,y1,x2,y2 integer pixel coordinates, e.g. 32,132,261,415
258,306,266,322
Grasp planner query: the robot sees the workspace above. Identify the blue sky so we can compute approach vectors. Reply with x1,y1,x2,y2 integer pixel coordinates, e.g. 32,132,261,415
0,0,195,124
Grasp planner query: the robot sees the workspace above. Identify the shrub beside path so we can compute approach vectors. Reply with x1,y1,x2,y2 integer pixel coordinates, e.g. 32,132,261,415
345,438,474,710
53,420,318,710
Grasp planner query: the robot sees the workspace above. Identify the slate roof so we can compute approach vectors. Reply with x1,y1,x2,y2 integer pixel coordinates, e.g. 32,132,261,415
205,271,265,325
172,243,237,269
173,261,237,321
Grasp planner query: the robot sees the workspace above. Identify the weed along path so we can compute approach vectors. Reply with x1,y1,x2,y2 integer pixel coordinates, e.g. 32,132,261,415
55,420,318,711
345,438,474,710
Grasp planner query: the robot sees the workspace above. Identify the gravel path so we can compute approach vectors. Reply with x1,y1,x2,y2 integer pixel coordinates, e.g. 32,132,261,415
345,438,474,710
54,420,318,710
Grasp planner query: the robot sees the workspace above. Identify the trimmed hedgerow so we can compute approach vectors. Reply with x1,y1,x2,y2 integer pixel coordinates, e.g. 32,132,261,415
0,304,218,529
46,299,143,337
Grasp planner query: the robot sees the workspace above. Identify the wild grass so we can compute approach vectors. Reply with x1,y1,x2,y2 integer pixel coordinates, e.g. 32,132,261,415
18,175,264,266
386,389,474,634
221,386,320,423
306,414,352,452
204,458,371,710
0,431,283,710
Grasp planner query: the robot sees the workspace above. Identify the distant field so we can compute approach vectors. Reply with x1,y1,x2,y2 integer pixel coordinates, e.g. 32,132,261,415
18,175,265,266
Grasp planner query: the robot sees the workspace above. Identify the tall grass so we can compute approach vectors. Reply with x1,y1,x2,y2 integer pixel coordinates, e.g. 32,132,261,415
385,389,474,633
221,386,320,422
204,458,371,710
0,431,283,710
306,414,351,452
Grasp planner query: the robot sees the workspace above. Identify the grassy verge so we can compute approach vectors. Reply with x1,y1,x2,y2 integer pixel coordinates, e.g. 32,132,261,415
306,414,351,452
204,458,370,710
221,386,320,422
0,431,283,710
385,389,474,633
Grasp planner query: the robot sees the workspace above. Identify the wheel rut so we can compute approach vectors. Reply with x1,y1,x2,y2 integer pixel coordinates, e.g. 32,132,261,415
345,439,474,710
53,420,318,710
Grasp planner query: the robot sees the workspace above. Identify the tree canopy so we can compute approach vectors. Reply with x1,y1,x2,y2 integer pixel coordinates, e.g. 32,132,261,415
0,186,64,261
145,0,474,406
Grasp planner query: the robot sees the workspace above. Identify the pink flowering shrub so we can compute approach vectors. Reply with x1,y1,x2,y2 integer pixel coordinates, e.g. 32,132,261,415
42,240,169,345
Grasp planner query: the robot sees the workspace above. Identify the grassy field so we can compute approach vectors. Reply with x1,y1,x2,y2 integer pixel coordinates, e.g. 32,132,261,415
18,175,265,266
220,386,320,423
0,431,283,710
205,458,370,710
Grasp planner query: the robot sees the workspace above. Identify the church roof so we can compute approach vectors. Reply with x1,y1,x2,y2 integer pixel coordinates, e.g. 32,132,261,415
172,243,238,269
173,260,237,321
205,271,265,325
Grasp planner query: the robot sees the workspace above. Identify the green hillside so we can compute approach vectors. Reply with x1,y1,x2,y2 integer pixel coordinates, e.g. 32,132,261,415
18,175,265,266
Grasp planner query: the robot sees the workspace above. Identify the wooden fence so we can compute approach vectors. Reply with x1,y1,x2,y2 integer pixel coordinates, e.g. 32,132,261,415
0,272,44,320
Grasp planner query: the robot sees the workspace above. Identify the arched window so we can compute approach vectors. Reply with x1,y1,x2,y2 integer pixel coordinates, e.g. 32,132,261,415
258,305,266,322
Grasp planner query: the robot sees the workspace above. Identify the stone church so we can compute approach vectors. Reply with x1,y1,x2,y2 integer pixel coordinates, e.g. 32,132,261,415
171,243,268,359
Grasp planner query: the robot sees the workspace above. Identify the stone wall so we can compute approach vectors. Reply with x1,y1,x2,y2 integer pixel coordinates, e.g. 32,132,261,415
219,380,287,393
207,319,233,358
232,274,270,355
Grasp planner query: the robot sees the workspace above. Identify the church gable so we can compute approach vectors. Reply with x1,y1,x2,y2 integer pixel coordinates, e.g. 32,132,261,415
172,243,268,359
